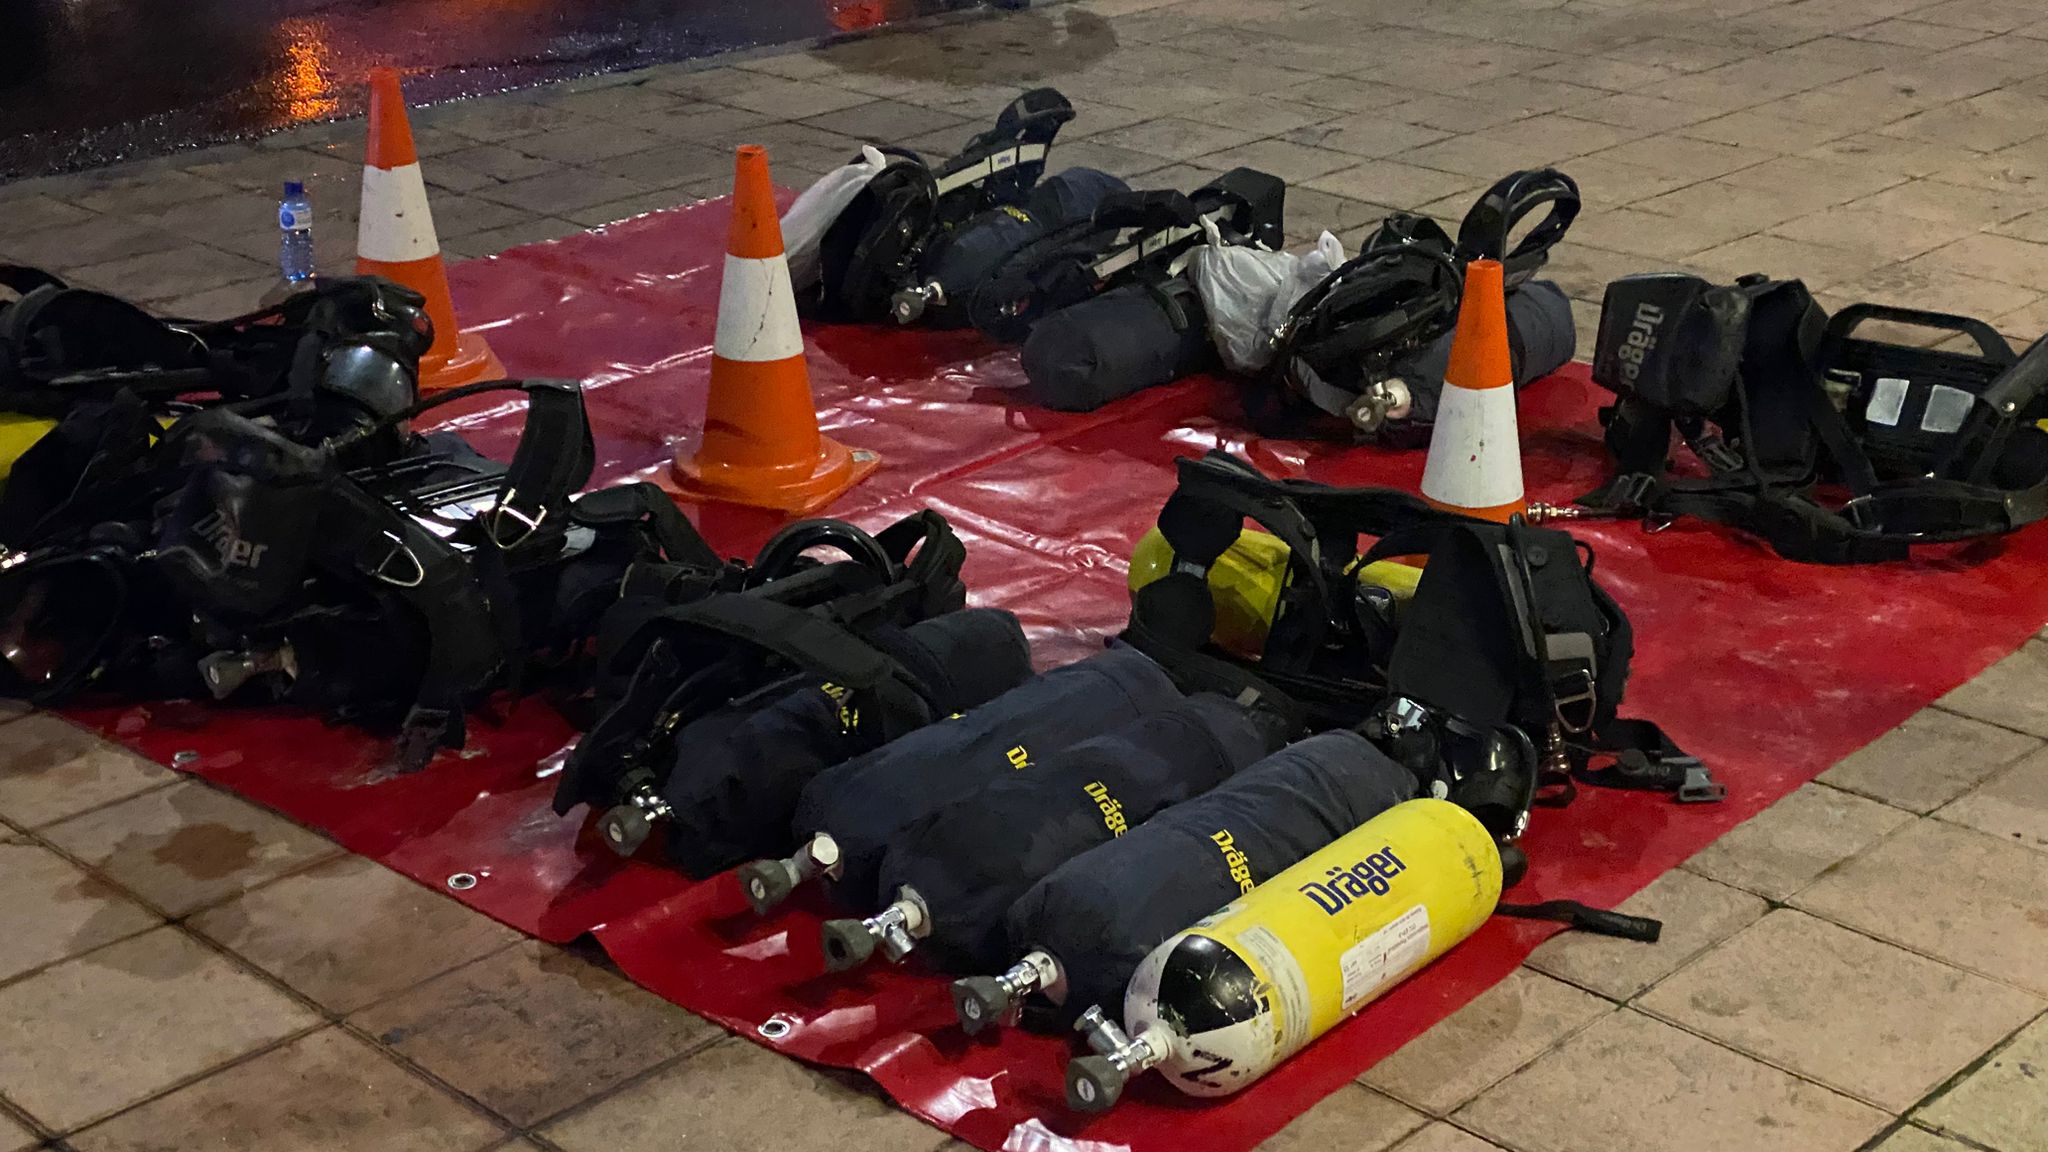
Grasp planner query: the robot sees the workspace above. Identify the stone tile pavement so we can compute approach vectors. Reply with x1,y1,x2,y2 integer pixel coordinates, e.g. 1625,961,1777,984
4,0,2048,1149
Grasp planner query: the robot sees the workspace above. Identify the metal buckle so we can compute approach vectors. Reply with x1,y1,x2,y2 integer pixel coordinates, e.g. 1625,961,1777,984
1608,472,1657,511
485,487,547,550
1551,666,1597,735
369,532,426,587
1697,435,1746,474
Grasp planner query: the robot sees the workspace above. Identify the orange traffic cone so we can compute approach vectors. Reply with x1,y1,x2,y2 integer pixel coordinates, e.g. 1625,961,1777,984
1419,258,1524,522
670,145,878,514
356,67,502,392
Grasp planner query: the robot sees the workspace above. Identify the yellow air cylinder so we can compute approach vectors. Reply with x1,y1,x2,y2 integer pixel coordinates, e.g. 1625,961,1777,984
1067,798,1501,1110
1127,526,1420,658
0,413,57,485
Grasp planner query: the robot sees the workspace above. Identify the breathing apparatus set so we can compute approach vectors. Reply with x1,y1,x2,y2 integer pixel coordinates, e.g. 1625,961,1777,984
1580,272,2048,563
550,510,1037,870
809,88,1077,323
1258,169,1580,444
0,271,712,770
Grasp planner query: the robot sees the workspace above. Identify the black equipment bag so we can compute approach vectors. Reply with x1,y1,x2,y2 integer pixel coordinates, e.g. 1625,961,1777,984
890,167,1129,326
788,645,1186,909
1264,169,1580,440
563,607,1031,876
1,267,432,452
866,692,1274,972
989,729,1418,1030
555,508,986,813
1124,450,1716,839
1020,276,1212,412
970,167,1286,344
1,377,709,772
813,88,1076,322
1582,272,2048,563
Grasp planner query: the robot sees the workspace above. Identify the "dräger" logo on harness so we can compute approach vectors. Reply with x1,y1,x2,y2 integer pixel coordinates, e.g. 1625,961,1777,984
1615,301,1665,386
1298,846,1406,915
819,682,858,734
1211,829,1254,893
1084,781,1126,837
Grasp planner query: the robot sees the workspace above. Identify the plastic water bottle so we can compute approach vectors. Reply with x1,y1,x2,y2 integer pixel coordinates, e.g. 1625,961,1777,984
277,180,315,285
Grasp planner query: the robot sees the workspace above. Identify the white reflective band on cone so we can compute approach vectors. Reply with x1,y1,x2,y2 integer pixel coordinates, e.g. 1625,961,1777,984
714,253,806,363
1420,383,1524,508
357,163,442,263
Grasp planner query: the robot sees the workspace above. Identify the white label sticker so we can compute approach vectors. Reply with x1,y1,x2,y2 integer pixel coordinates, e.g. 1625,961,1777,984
1339,905,1431,1013
1866,377,1910,427
1922,383,1975,434
1234,925,1311,1059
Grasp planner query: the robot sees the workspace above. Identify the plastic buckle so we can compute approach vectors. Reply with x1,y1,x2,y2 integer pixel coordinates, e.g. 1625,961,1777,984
485,487,548,550
1608,472,1657,512
369,532,426,588
1674,758,1727,803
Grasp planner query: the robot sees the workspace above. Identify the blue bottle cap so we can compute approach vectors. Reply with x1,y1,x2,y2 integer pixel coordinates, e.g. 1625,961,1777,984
283,180,306,196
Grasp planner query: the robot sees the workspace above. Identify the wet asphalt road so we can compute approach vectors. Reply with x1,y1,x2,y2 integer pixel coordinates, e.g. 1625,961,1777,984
0,0,973,178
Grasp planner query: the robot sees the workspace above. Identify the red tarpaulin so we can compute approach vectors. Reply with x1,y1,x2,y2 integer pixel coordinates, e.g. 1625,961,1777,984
68,195,2048,1152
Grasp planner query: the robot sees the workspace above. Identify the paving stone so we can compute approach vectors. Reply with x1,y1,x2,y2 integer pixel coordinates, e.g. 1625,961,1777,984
1937,742,2048,854
0,927,318,1132
717,77,876,120
431,143,568,187
1914,0,2048,34
0,715,175,829
0,1112,31,1152
1915,1012,2048,1152
1638,909,2043,1110
543,1039,945,1152
1283,186,1392,236
1455,1010,1889,1152
1526,869,1768,1001
71,244,271,302
0,194,92,234
410,101,604,144
1800,133,1989,180
1820,708,2043,814
1882,90,2048,153
1585,133,1762,181
0,214,189,272
1362,970,1612,1117
444,217,588,260
508,124,672,166
1846,262,2042,326
471,170,654,217
60,169,240,215
636,101,781,147
1130,162,1230,197
1388,1123,1507,1152
182,148,359,194
1527,57,1683,94
42,781,340,917
1046,139,1184,181
1997,207,2048,244
1689,233,1893,291
1257,1085,1428,1152
426,194,539,241
1678,109,1852,152
1404,116,1642,177
799,100,966,144
353,940,718,1127
1869,1128,1985,1152
1564,93,1721,133
1849,18,1995,49
1543,243,1676,303
565,190,699,229
0,841,161,984
1911,232,2048,290
1639,178,1858,230
1564,206,1760,261
1856,176,2048,226
1092,117,1269,162
1193,95,1342,136
1305,161,1483,212
527,82,699,129
1770,206,1978,262
1381,94,1541,135
1551,156,1699,206
1686,783,1913,899
68,1027,503,1152
1274,77,1444,117
588,144,734,191
188,854,519,1014
147,278,275,318
1794,817,2048,995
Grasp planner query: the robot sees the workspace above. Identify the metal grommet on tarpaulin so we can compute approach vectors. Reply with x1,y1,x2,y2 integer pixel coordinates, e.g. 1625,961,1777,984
446,872,479,891
758,1015,795,1041
172,750,199,766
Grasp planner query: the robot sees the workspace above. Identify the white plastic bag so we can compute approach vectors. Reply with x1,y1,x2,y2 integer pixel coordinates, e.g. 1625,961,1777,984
1189,216,1299,375
782,145,889,292
1264,231,1346,342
